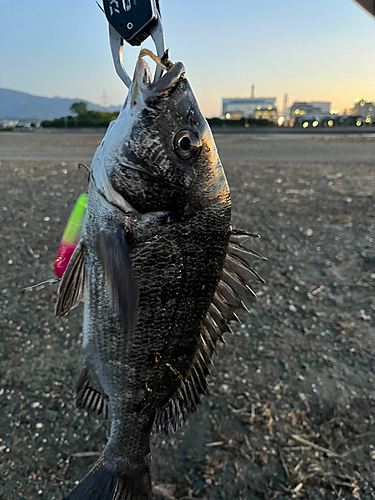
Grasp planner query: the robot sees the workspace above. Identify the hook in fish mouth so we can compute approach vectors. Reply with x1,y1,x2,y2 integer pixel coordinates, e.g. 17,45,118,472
138,48,173,81
132,48,173,88
131,48,185,101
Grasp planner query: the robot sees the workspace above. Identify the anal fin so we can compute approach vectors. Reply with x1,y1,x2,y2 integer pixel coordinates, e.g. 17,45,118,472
77,367,108,420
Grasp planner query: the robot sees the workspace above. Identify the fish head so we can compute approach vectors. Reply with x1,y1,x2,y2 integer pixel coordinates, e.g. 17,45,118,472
95,51,230,214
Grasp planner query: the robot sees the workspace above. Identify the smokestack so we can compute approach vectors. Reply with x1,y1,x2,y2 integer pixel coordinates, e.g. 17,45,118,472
283,93,288,114
251,85,255,99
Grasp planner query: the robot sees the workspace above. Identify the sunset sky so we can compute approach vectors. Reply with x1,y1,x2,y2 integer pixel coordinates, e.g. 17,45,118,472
1,0,375,116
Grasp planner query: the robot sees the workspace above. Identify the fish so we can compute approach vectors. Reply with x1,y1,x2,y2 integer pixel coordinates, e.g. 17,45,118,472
56,49,265,500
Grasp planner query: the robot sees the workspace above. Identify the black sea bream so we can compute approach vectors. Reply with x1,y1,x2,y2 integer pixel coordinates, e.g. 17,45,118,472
57,51,265,500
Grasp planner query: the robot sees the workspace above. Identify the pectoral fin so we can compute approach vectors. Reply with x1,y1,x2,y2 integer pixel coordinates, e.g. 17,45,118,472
55,242,86,317
95,227,138,336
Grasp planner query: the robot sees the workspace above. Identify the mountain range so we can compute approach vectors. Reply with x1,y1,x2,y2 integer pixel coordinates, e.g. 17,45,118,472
0,88,121,120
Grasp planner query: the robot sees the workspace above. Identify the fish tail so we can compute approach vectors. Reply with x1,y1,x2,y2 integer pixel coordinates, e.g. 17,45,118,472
65,453,152,500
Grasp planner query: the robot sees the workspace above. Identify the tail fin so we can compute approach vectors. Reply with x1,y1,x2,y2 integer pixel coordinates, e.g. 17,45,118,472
65,454,152,500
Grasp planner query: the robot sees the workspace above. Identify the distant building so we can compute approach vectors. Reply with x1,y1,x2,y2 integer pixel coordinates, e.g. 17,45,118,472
278,98,374,129
288,101,331,118
0,119,18,128
284,101,333,127
222,98,278,122
350,99,375,124
0,118,41,128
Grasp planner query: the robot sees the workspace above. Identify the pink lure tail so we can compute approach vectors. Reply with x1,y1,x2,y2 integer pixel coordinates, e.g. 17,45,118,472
54,194,87,279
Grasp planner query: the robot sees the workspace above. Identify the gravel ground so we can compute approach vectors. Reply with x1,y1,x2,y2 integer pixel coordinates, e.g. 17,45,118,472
0,130,374,500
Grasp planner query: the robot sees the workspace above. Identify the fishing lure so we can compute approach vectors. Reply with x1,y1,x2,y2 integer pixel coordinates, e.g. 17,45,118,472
54,194,87,279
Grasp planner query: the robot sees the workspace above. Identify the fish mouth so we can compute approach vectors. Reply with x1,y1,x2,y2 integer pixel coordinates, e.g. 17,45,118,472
130,49,185,106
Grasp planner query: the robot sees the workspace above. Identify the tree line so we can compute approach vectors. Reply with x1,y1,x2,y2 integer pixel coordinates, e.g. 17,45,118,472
41,102,119,128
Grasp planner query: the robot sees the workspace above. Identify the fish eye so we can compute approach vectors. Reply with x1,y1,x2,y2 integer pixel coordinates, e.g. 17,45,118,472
180,136,191,151
174,130,201,159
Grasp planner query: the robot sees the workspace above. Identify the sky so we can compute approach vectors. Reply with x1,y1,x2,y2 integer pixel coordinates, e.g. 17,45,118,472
1,0,375,117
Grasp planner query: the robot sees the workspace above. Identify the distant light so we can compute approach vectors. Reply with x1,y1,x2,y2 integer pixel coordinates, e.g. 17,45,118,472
354,98,359,103
256,105,261,110
278,116,285,126
303,122,309,128
360,101,365,107
268,105,272,110
370,107,374,112
328,120,334,127
312,121,318,127
300,110,306,115
366,116,371,123
226,113,231,119
356,120,362,127
295,109,300,115
335,109,339,114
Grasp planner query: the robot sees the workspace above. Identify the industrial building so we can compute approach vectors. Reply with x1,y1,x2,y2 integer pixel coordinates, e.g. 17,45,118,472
292,102,331,115
222,97,278,123
285,99,375,127
284,101,333,127
350,99,375,124
286,101,331,119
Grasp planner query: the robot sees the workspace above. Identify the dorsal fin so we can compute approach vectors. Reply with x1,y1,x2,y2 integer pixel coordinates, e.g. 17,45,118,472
55,242,86,317
155,229,265,436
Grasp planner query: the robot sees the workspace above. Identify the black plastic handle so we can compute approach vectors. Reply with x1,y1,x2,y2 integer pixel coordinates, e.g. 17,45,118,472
103,0,159,46
354,0,375,17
